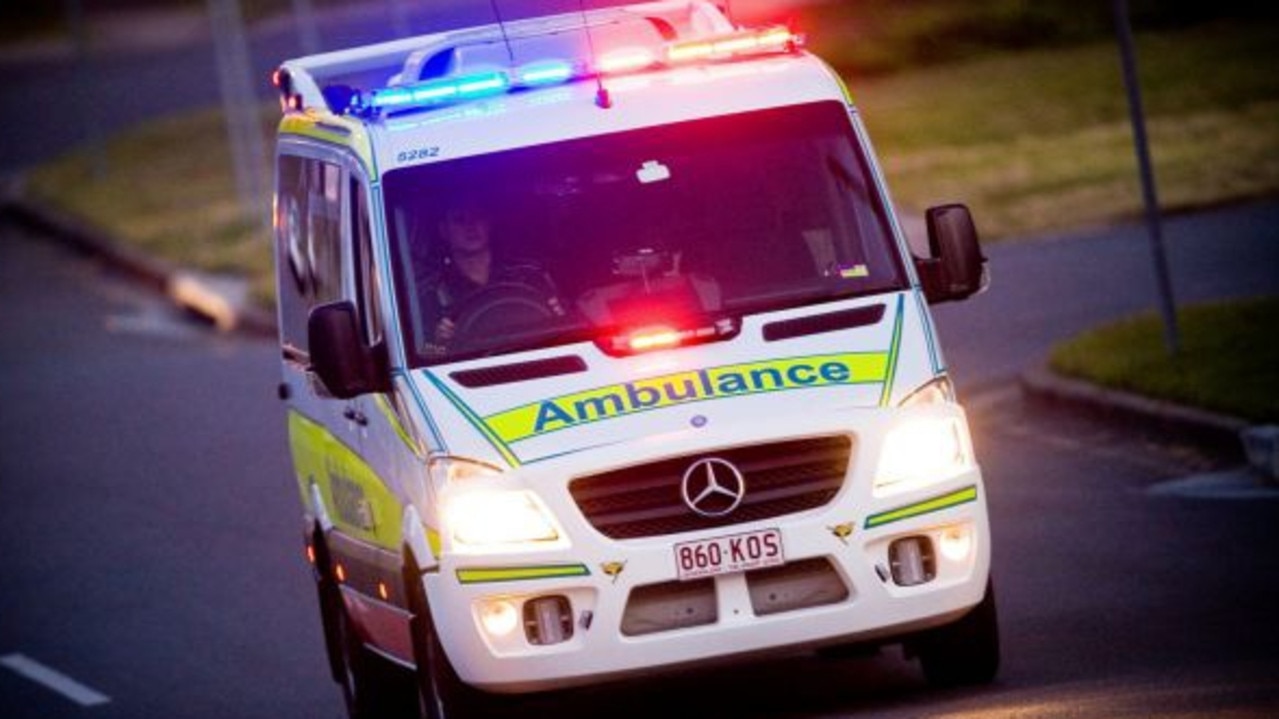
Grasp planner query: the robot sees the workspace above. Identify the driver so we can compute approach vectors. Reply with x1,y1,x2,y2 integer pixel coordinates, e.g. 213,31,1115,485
424,202,560,351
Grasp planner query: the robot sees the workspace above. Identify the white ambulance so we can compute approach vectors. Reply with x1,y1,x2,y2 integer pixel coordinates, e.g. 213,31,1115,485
272,2,997,716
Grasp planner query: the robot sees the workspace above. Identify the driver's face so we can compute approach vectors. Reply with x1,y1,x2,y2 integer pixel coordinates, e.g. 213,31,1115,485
441,208,490,256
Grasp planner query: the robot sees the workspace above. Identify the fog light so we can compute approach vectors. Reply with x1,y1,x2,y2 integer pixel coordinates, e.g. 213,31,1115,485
939,525,973,563
524,595,573,646
889,536,936,587
478,599,519,638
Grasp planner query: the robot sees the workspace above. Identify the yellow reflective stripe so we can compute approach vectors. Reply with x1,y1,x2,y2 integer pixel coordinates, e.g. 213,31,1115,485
864,485,978,529
426,527,442,560
374,394,421,457
456,564,590,585
484,352,889,444
879,295,906,407
288,410,402,550
278,112,375,174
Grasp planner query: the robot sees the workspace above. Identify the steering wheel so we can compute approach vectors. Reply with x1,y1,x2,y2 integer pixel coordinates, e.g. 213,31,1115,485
448,282,558,354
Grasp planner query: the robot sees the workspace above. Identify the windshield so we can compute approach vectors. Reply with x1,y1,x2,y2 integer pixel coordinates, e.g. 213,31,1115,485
384,101,907,366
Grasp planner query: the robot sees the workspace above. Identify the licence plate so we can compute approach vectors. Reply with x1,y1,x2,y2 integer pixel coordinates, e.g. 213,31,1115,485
674,528,785,581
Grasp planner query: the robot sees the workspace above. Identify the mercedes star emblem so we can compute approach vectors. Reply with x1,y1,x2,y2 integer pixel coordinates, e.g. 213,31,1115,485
681,458,747,518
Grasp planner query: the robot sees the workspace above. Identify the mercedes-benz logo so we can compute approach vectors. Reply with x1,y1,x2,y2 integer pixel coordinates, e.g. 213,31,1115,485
681,458,746,518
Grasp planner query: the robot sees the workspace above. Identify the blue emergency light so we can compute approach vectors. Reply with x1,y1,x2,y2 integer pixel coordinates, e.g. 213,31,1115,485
348,25,799,117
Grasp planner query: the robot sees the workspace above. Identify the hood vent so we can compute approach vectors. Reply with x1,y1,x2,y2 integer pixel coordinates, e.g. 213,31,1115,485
450,355,588,388
761,303,886,342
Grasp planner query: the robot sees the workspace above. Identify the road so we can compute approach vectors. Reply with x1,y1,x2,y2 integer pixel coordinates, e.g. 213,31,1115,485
932,201,1279,389
2,210,1277,718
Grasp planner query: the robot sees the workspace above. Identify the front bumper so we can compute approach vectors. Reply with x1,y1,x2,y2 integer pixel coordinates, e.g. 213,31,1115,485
425,408,991,692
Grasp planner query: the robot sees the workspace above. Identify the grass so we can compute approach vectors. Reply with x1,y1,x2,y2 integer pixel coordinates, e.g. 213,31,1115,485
24,18,1279,311
855,20,1279,238
1049,298,1279,422
26,107,278,307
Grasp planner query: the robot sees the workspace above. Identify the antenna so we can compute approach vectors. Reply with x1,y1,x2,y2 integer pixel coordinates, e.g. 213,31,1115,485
578,0,612,108
489,0,515,64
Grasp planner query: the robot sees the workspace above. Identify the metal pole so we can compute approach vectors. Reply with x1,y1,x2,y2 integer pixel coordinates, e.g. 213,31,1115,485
64,0,108,179
208,0,268,226
1114,0,1180,355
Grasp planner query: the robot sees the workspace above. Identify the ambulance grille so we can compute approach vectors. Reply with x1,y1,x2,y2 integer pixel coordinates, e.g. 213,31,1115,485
569,436,851,540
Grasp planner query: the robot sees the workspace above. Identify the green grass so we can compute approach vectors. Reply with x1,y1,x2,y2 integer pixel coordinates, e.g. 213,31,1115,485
1049,298,1279,422
856,21,1279,238
26,107,278,306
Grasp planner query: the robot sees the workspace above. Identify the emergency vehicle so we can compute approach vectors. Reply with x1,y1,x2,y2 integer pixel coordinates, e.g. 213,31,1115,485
271,2,998,716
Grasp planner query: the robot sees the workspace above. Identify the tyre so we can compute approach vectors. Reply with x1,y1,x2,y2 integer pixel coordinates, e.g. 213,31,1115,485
331,586,420,719
914,577,1001,688
406,562,498,719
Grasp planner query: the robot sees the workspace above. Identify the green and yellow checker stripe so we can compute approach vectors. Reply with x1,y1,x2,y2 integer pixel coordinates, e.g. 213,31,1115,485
456,564,590,585
864,485,978,530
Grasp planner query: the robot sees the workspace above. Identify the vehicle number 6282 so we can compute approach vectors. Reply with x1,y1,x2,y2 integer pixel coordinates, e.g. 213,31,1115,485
397,147,440,163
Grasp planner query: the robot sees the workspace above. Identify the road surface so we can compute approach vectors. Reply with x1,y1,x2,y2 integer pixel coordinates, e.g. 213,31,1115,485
2,212,1277,718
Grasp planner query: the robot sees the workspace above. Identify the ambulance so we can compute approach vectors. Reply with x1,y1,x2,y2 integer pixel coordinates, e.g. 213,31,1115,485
271,2,997,716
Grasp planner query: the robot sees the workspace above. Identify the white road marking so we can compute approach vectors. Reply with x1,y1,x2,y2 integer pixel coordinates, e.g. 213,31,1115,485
1,653,111,707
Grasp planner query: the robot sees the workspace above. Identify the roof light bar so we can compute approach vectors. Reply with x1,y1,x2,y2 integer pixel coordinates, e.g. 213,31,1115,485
350,24,801,116
667,26,798,64
517,60,577,87
366,70,511,112
597,47,659,75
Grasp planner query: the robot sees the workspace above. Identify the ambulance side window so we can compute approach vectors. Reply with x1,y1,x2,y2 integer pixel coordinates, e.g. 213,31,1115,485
274,153,344,356
352,178,382,346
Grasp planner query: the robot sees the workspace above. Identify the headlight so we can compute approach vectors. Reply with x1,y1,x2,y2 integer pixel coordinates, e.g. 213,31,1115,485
899,376,956,408
428,456,503,485
875,416,973,495
444,490,560,547
429,456,561,548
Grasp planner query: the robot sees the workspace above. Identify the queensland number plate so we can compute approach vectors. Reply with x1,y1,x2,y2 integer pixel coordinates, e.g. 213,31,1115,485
674,528,785,581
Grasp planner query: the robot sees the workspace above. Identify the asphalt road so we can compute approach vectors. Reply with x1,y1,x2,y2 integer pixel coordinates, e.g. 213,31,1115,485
2,215,1277,718
931,201,1279,390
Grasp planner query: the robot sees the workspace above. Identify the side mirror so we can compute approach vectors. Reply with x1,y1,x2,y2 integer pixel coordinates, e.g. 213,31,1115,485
308,301,389,400
915,203,988,303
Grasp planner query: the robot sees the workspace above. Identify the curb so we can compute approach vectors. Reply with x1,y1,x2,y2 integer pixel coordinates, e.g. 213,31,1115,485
1020,365,1279,481
1,183,277,338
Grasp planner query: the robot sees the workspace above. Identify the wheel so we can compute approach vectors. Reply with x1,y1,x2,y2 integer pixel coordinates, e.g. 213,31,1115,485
914,577,1001,688
406,562,498,719
330,587,421,719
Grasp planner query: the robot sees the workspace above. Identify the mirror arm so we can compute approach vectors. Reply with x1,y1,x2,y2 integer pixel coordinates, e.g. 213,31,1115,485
913,256,950,304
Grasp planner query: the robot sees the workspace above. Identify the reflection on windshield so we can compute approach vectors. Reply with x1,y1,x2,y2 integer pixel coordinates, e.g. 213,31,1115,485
384,101,906,366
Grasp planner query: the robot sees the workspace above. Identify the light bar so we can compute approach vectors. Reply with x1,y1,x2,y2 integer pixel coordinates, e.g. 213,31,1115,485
603,318,739,356
351,23,802,116
598,47,659,75
517,60,576,87
367,70,511,112
668,26,798,64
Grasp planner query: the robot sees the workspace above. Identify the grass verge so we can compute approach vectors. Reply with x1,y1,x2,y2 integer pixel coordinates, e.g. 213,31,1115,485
856,20,1279,238
26,107,277,307
1049,297,1279,423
